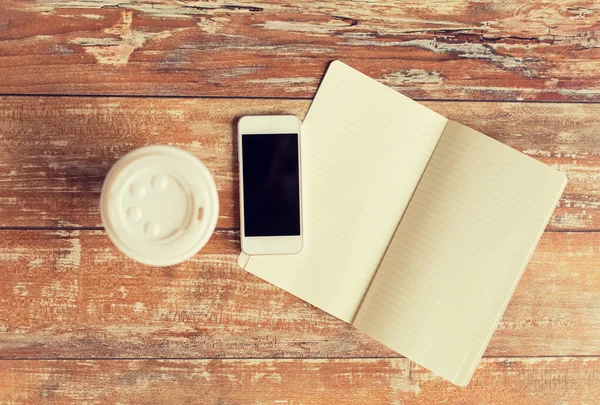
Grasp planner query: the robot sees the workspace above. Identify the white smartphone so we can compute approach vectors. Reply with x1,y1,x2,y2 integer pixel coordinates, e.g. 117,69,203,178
238,115,303,255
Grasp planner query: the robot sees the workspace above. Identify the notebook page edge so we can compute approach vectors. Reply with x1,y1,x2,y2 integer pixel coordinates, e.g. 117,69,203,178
325,61,448,123
238,252,250,269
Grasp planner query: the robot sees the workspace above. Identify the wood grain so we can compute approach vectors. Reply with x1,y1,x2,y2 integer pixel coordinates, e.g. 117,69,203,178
0,230,598,359
2,1,600,100
0,96,598,230
1,0,598,399
0,357,598,404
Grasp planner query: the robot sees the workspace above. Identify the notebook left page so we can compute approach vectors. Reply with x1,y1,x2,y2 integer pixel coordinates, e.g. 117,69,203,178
239,61,448,322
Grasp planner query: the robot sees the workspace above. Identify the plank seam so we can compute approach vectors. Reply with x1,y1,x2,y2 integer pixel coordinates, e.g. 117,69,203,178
0,93,312,101
2,93,600,105
0,228,594,233
0,355,598,361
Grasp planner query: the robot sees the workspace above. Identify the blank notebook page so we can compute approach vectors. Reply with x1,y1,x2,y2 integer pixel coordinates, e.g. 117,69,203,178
241,61,448,322
353,121,566,384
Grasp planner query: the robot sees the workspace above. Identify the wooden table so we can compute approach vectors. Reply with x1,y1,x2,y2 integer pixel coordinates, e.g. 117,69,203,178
1,1,599,403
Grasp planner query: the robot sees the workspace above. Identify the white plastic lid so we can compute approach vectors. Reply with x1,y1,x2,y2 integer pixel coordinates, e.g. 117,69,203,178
100,145,219,266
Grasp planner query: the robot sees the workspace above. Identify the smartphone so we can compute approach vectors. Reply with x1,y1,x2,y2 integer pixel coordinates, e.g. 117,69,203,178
238,115,303,255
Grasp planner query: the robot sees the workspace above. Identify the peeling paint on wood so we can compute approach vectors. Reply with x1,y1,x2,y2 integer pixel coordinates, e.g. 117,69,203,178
0,230,598,358
70,11,179,65
1,0,600,99
0,97,599,230
0,357,598,404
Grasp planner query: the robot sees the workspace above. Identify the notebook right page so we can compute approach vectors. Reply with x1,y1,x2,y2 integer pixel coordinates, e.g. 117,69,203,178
353,121,566,386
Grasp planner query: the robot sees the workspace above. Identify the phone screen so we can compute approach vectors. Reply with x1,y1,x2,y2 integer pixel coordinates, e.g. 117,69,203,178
242,133,301,237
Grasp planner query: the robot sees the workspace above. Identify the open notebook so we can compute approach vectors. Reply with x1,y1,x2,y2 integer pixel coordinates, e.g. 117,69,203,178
237,61,566,386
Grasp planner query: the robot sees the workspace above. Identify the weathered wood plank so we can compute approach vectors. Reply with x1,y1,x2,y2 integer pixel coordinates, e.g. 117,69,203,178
2,1,600,100
0,230,598,358
0,97,598,230
0,229,386,359
0,357,598,404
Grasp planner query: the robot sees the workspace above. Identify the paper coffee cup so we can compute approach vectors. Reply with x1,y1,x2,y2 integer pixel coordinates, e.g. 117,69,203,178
100,145,219,266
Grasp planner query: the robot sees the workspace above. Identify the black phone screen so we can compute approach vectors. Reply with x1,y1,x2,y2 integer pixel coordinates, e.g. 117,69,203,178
242,133,301,237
